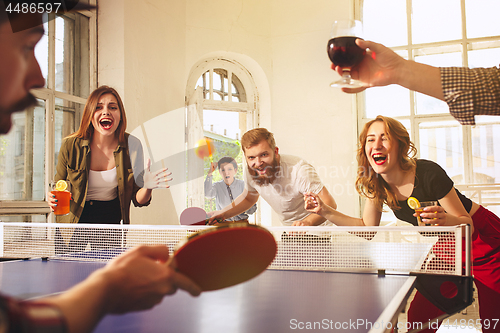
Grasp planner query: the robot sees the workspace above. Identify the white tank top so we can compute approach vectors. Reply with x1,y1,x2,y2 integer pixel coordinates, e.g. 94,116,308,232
87,167,118,201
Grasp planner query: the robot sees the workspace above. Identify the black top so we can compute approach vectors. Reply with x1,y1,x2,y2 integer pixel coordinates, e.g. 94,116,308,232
392,159,472,226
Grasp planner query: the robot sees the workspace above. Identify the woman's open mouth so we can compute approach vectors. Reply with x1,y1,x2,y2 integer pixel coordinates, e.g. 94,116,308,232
100,118,114,130
372,153,387,165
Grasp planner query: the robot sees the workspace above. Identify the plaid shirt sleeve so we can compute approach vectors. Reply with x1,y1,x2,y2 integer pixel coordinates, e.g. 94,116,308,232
0,294,67,333
440,66,500,125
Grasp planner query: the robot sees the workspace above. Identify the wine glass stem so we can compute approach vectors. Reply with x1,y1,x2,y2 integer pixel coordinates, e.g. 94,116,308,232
342,69,352,83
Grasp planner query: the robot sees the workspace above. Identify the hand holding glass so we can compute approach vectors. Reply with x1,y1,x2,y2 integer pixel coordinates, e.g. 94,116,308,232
415,201,438,226
49,180,71,216
327,20,365,88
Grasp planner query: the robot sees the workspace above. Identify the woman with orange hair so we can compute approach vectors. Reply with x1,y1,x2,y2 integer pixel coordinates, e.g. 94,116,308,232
305,115,500,332
47,86,169,250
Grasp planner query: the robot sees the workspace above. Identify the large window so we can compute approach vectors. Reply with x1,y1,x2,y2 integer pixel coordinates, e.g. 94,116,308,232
358,0,500,217
0,7,96,221
186,59,258,222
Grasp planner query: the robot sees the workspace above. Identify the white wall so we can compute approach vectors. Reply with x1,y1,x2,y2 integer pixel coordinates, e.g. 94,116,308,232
98,0,360,226
268,0,359,225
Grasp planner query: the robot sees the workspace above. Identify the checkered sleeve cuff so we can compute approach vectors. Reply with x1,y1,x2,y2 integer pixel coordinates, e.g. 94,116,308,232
441,66,500,125
0,295,67,333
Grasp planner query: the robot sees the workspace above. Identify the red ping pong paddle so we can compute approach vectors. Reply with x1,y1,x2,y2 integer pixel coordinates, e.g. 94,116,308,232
172,222,277,291
179,207,225,225
179,207,208,225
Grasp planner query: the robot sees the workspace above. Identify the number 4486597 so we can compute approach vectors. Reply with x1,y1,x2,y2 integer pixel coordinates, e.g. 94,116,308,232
5,2,61,14
442,318,498,330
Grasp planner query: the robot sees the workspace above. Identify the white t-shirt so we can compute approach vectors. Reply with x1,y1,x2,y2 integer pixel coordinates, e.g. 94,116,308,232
245,155,324,225
87,167,118,201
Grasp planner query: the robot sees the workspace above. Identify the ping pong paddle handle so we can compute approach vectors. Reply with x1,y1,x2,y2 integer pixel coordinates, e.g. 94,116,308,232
205,217,224,225
165,254,177,270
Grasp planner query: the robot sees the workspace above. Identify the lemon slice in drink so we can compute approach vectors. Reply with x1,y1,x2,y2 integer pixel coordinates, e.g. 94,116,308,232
55,180,68,191
407,197,420,210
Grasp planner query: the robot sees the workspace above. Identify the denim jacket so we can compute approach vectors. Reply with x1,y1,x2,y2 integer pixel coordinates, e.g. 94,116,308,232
54,133,150,224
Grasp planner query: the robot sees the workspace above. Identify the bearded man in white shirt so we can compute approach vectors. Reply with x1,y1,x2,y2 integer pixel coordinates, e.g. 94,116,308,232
208,128,336,226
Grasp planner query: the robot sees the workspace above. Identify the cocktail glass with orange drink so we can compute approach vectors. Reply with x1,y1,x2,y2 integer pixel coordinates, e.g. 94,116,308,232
407,197,438,226
50,180,71,216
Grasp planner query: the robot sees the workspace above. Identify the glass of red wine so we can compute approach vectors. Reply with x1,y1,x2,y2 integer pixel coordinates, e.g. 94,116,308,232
327,20,365,88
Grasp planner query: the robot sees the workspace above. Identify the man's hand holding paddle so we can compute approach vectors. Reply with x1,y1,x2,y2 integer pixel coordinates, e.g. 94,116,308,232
99,245,202,313
43,245,201,333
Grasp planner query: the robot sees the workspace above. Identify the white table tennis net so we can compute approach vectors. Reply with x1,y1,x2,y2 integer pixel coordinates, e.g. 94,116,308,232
0,223,466,275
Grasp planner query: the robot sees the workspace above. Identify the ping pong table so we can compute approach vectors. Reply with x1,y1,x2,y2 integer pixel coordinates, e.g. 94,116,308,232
0,223,473,333
1,257,416,333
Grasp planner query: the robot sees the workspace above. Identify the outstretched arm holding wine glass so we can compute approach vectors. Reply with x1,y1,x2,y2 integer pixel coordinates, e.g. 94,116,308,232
327,20,366,88
334,40,442,98
336,39,500,125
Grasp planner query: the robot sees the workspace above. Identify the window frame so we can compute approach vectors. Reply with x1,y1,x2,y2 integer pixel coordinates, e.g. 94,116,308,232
0,5,97,219
185,57,260,221
356,0,500,217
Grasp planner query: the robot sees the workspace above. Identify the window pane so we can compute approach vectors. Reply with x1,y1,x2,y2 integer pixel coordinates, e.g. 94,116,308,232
0,215,47,223
55,14,90,98
399,118,412,141
54,99,80,170
231,73,246,102
203,110,240,140
213,72,222,91
362,0,407,47
365,86,411,118
470,118,500,184
414,47,463,67
55,16,75,95
465,0,500,39
199,70,247,103
212,69,229,101
34,21,49,87
75,13,90,98
415,94,450,116
213,92,222,101
466,117,500,216
468,46,500,68
0,101,46,201
414,51,462,115
412,0,461,44
419,121,464,184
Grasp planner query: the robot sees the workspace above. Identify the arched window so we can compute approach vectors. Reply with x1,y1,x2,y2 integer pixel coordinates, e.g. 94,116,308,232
186,58,259,219
197,68,246,103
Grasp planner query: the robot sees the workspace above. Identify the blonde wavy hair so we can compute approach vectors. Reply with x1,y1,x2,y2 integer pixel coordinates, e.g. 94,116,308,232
356,116,417,211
